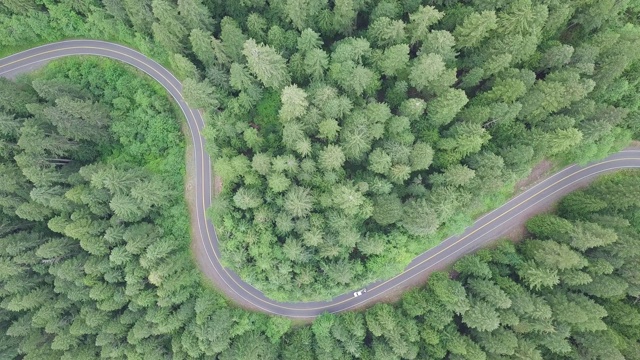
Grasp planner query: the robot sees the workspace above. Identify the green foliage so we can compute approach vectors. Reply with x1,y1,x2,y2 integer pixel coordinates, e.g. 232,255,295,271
182,78,218,109
371,192,403,225
2,3,640,357
243,39,291,90
0,58,226,359
401,198,439,236
279,84,308,122
453,10,498,49
334,171,633,359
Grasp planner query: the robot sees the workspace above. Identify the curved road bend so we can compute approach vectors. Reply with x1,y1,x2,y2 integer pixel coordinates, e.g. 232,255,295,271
1,40,640,319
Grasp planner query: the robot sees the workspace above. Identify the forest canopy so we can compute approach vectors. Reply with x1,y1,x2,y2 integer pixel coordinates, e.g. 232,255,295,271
0,58,298,359
201,0,640,300
1,0,640,358
0,58,638,357
2,0,640,301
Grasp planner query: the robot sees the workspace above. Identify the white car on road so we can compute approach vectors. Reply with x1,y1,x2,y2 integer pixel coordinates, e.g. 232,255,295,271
353,289,367,297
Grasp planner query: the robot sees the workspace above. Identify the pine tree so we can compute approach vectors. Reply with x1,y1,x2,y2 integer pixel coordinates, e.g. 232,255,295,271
409,53,446,92
279,85,308,122
462,300,500,332
375,44,410,77
284,186,313,218
427,89,469,127
367,17,406,47
569,221,618,252
371,193,402,226
453,11,498,49
318,145,345,171
407,5,443,45
517,260,560,290
247,13,268,43
177,0,213,31
331,0,357,35
422,30,458,64
304,48,329,81
2,0,40,14
189,29,216,68
233,187,263,209
151,0,187,53
331,185,366,216
429,272,470,315
219,17,247,64
243,39,291,90
182,78,218,109
431,164,476,187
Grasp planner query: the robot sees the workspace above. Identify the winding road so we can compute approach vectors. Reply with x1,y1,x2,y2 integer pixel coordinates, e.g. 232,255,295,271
1,40,639,319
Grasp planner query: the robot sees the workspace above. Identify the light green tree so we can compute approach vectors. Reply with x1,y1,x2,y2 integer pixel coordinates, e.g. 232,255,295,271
427,89,469,127
545,128,583,155
372,193,403,225
233,187,263,209
453,11,498,49
388,164,412,184
220,17,247,63
242,39,291,90
518,260,560,290
182,78,218,109
421,30,457,64
171,53,199,80
318,145,346,171
268,173,291,193
2,0,39,14
317,118,340,141
297,28,323,53
279,85,309,122
284,186,314,218
409,53,446,92
376,44,410,77
409,142,434,171
367,17,406,47
462,300,500,332
407,5,443,45
189,29,216,67
332,185,366,216
368,148,392,174
304,49,329,81
177,0,213,31
431,164,476,187
246,13,268,42
151,0,186,53
401,198,439,236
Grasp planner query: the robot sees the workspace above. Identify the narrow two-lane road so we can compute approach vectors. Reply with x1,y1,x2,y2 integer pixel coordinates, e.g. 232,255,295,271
2,40,639,319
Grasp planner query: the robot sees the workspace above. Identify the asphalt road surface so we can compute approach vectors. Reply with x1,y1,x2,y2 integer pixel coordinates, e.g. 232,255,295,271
2,40,639,319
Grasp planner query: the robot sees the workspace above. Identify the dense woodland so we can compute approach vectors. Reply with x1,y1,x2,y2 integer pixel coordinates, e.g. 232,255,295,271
0,59,639,357
302,171,640,360
2,0,640,302
1,0,640,358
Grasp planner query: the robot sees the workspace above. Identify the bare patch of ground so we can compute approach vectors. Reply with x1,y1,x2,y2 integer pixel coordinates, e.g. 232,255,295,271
515,159,554,193
213,174,223,197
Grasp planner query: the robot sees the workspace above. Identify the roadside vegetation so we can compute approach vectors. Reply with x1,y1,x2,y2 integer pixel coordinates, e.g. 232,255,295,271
3,0,640,303
189,0,640,300
1,63,638,357
302,170,640,360
1,0,640,358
